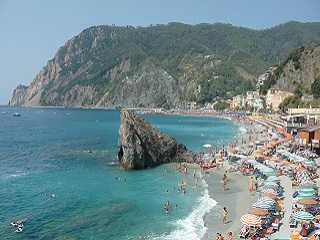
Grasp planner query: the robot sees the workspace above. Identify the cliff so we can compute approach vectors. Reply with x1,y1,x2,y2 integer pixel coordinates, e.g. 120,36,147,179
117,110,195,170
9,21,320,108
274,45,320,94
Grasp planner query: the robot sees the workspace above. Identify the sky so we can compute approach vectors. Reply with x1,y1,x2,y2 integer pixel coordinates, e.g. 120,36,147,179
0,0,320,104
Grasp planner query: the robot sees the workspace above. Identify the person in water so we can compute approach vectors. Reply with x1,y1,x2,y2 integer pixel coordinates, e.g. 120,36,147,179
222,172,228,191
164,200,171,214
222,207,229,224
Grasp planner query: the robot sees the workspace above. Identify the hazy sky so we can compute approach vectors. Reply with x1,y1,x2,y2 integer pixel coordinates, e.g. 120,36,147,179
1,0,320,104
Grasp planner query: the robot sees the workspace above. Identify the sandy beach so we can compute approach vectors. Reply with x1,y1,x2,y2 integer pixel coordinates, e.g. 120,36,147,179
201,169,258,240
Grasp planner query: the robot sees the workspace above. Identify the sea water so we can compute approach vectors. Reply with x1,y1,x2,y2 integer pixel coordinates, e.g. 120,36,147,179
0,107,239,240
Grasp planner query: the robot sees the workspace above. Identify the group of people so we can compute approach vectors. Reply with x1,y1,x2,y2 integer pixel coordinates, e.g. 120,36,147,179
11,219,24,233
215,231,235,240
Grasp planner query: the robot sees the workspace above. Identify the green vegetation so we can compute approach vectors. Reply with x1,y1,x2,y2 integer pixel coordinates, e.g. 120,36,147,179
28,22,320,107
312,77,320,99
214,101,230,111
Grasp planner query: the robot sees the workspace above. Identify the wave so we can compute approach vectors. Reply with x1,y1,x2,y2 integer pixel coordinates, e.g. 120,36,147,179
1,171,27,180
238,126,247,134
154,178,217,240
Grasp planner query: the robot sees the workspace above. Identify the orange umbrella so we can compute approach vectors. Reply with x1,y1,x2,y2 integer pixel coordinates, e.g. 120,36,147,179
249,208,269,216
240,214,262,226
297,198,318,205
263,192,277,199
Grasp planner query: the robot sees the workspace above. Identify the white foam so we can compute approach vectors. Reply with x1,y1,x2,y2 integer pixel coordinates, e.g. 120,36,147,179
1,171,27,180
239,126,247,134
154,178,217,240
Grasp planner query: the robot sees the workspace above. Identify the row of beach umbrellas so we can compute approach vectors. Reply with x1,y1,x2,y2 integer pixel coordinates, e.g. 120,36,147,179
240,174,282,227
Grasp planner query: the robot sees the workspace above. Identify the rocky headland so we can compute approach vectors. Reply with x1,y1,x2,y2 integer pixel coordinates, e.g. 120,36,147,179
117,109,195,170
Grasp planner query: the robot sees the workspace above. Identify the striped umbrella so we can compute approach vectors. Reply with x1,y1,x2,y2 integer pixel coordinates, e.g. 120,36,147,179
262,188,278,195
300,182,316,188
299,187,316,194
264,181,279,186
304,160,315,167
240,214,262,226
252,198,276,209
265,176,280,182
257,197,276,205
262,185,279,192
297,198,318,206
262,192,277,199
292,211,314,221
249,208,269,216
298,192,315,198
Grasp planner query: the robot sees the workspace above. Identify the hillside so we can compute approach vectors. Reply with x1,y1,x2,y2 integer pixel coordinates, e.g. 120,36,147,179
274,45,320,94
9,21,320,108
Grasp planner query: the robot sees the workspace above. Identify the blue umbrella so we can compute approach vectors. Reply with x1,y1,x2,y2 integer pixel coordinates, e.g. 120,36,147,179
292,211,314,221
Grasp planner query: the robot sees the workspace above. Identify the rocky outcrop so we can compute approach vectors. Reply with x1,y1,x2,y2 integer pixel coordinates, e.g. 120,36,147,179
274,46,320,93
8,85,28,106
117,110,195,170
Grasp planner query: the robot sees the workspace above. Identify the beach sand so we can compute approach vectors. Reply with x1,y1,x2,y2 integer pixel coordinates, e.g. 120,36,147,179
202,169,258,240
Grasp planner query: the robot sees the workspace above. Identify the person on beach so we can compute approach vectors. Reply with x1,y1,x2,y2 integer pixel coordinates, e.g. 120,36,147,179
248,176,254,192
226,232,234,240
222,207,229,224
222,172,228,191
216,233,224,240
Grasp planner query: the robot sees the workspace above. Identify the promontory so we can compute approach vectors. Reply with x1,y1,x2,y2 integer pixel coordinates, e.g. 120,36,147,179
117,110,195,170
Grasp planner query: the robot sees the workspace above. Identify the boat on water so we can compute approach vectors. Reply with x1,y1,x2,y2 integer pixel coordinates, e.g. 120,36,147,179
13,113,21,117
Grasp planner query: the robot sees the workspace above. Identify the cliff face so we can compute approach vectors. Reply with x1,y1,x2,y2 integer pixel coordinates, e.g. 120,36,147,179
274,46,320,93
9,22,320,108
117,110,195,170
8,85,28,106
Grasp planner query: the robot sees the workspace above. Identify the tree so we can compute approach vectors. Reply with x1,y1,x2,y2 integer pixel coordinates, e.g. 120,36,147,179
312,78,320,99
294,85,303,98
214,101,230,111
278,96,301,112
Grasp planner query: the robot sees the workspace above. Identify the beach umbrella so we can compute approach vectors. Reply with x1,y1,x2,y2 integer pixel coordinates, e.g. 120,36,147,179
292,211,314,221
299,187,316,194
298,189,316,198
252,198,276,210
297,198,318,206
240,214,262,226
264,182,279,187
252,202,275,210
249,208,269,217
257,197,276,205
300,182,317,188
262,192,277,199
262,188,278,196
265,176,279,182
304,160,315,167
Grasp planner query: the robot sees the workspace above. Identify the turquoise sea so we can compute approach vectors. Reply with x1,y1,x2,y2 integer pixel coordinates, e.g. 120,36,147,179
0,107,239,240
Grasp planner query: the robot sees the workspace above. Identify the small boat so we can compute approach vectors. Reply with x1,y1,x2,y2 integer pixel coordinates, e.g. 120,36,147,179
13,113,21,117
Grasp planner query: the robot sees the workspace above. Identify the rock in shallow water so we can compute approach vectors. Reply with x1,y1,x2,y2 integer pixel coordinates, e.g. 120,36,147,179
117,110,195,170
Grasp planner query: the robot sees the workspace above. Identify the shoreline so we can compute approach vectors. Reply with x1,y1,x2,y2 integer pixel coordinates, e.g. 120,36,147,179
201,169,258,240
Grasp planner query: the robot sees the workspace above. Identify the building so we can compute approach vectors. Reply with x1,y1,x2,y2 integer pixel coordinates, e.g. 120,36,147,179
246,91,260,108
265,89,293,112
256,66,278,90
298,126,320,148
231,95,245,110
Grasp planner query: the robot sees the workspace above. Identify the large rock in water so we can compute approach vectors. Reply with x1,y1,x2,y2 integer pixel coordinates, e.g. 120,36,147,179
117,110,195,170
